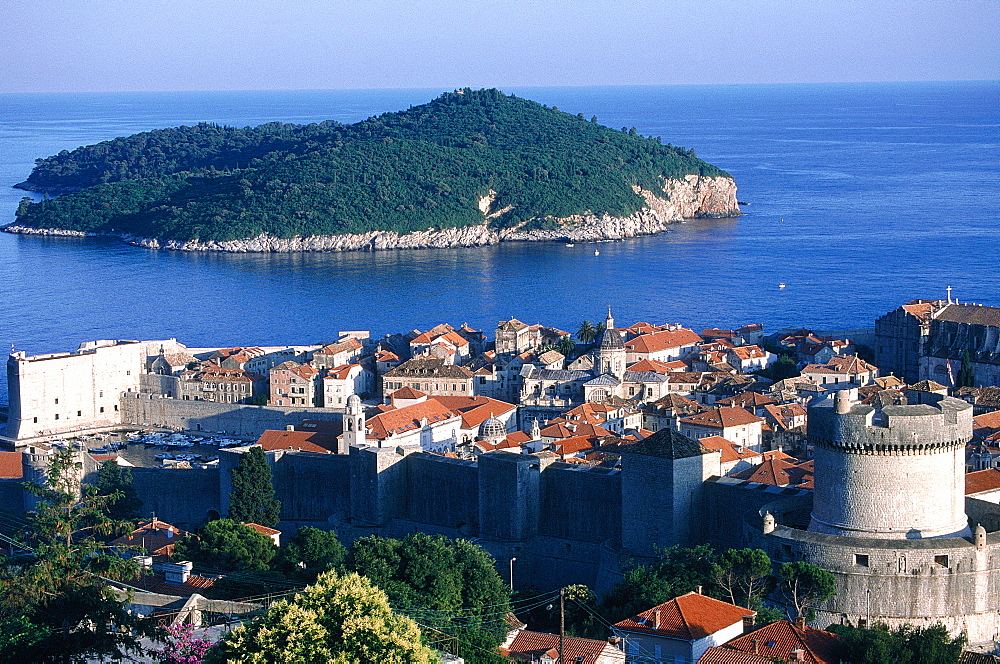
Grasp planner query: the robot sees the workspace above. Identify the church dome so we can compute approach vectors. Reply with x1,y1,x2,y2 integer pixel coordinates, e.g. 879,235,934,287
478,416,506,442
597,327,624,351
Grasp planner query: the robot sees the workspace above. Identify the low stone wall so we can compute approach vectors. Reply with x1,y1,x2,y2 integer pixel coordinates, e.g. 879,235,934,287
121,392,343,439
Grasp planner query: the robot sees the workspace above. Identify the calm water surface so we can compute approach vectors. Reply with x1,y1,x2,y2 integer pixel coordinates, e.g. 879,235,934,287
1,82,998,404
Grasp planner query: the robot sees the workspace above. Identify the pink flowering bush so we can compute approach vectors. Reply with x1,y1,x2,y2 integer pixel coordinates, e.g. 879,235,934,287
150,623,214,664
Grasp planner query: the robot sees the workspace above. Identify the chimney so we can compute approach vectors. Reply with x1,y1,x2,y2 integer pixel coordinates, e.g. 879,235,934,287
742,615,756,632
652,610,661,629
751,638,759,655
791,648,805,661
794,616,807,630
695,585,702,594
285,424,294,431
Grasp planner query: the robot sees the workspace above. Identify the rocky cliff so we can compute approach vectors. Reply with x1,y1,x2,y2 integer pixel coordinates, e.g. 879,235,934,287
5,174,738,253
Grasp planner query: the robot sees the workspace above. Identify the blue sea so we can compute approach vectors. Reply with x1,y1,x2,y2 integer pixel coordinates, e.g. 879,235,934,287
1,82,998,405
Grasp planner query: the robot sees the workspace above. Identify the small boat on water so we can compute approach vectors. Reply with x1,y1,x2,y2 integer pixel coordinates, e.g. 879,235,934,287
565,243,574,247
594,250,600,256
779,283,787,289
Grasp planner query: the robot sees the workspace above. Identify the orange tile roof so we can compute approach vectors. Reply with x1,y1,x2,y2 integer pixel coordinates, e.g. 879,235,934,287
245,522,280,536
503,630,617,664
730,345,767,361
721,620,842,664
257,429,341,454
325,363,361,380
613,591,754,641
966,468,1000,495
432,395,517,429
717,392,777,409
734,457,814,488
680,406,763,429
626,358,675,374
390,386,427,400
625,328,703,354
551,435,597,456
366,399,458,439
109,519,190,557
973,410,1000,437
540,422,612,440
0,451,23,479
698,436,762,464
375,349,400,362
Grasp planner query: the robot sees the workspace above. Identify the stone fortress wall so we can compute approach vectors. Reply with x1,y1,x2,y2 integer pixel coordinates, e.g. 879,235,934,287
742,391,1000,643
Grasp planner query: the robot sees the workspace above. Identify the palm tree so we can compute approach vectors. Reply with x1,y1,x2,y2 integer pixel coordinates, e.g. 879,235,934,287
577,320,598,344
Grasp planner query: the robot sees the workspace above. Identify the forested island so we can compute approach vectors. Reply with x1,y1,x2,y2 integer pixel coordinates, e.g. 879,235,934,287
6,88,739,251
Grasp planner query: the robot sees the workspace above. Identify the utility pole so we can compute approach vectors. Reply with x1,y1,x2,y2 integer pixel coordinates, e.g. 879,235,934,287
559,587,565,664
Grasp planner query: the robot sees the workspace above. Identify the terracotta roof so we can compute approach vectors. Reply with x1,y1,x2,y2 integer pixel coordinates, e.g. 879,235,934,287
698,436,762,464
873,375,906,389
390,386,427,400
498,318,528,331
613,591,754,641
324,363,362,380
109,519,190,557
503,630,619,664
966,468,1000,495
908,379,949,392
625,328,703,354
626,358,675,374
699,647,786,663
366,398,458,439
375,349,400,362
130,573,217,598
551,435,597,456
245,522,280,536
717,392,777,409
0,451,23,479
729,345,767,361
432,395,517,429
734,457,814,488
318,338,363,354
256,429,341,454
802,355,877,376
721,620,842,664
680,406,763,429
540,422,612,440
974,410,1000,437
900,300,942,323
762,403,807,431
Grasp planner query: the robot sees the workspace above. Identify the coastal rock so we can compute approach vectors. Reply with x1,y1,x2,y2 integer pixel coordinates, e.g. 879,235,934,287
5,174,739,253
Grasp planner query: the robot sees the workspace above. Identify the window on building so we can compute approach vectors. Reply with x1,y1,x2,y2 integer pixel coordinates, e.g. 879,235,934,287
54,414,59,420
935,555,949,567
33,417,37,423
54,398,59,404
77,410,82,417
854,554,869,567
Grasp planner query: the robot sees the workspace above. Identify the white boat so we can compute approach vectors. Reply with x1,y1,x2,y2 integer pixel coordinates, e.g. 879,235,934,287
154,452,173,460
779,283,787,289
594,250,600,256
565,243,574,247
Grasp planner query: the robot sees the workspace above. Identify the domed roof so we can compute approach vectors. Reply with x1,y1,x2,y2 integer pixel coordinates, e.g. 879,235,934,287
346,394,361,407
478,415,507,442
597,326,624,351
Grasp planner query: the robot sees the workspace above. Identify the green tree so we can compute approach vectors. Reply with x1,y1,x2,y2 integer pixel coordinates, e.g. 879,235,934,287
206,571,437,663
956,349,976,389
601,545,721,623
271,526,345,582
828,622,966,664
0,448,145,662
716,548,772,607
229,446,280,527
94,459,143,521
343,534,511,663
174,519,276,571
554,336,576,358
778,561,836,622
576,320,599,344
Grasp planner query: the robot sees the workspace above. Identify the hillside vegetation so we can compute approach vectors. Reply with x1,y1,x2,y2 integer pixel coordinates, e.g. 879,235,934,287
12,88,730,242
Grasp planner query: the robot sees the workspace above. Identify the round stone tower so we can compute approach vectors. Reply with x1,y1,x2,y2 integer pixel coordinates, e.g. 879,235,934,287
808,389,972,539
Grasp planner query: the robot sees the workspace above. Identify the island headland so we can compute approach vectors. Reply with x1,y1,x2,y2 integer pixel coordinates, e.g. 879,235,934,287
5,88,739,253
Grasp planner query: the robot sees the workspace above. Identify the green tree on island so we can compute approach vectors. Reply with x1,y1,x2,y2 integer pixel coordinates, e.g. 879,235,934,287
0,448,145,662
228,446,281,527
205,571,437,664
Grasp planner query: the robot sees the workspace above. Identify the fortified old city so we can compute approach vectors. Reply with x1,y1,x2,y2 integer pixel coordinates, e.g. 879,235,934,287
5,295,1000,660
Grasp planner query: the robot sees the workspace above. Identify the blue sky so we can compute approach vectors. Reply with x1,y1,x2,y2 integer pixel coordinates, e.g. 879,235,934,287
2,0,997,93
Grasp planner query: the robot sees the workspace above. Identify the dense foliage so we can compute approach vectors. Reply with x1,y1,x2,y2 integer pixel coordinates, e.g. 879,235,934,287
228,446,280,527
205,571,437,663
94,459,143,521
342,533,511,663
0,448,145,662
270,526,345,582
827,622,966,663
173,518,276,571
13,89,730,242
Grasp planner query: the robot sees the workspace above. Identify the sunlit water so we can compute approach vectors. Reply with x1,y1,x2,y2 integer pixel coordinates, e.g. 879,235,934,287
1,82,998,405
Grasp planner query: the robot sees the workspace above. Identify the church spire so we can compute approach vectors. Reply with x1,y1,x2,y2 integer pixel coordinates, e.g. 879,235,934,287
605,305,614,331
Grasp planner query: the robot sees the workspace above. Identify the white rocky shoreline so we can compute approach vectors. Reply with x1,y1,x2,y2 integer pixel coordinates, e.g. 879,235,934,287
5,174,739,253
